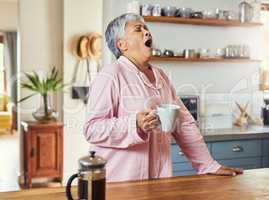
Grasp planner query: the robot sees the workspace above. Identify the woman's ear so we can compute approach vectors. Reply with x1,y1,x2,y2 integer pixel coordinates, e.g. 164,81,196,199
117,39,128,53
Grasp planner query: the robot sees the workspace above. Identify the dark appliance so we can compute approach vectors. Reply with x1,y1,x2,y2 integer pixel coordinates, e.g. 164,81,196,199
180,95,200,123
263,99,269,125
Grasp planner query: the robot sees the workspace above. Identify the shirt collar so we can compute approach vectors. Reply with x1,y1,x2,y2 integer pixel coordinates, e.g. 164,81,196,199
117,56,163,90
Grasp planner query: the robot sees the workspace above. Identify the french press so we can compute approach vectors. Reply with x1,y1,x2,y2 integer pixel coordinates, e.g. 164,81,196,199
66,151,106,200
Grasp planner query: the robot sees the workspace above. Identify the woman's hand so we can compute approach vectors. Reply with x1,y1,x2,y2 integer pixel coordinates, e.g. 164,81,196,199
136,110,160,133
209,165,243,176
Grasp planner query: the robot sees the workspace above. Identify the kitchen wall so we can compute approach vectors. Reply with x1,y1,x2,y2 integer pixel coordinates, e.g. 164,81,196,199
18,0,104,185
63,0,103,184
103,0,265,119
0,1,17,31
18,0,63,180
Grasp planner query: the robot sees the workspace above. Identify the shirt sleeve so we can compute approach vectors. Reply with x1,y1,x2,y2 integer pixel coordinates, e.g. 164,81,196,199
83,70,149,149
159,69,221,174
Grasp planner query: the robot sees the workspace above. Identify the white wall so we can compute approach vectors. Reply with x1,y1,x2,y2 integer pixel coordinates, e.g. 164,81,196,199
18,0,104,184
19,0,63,121
0,1,17,31
63,0,103,184
18,0,63,179
103,0,265,118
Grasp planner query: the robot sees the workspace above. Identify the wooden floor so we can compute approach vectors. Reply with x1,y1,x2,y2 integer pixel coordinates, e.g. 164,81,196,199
0,130,20,192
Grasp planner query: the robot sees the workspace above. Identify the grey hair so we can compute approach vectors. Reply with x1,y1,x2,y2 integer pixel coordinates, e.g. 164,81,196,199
105,13,145,59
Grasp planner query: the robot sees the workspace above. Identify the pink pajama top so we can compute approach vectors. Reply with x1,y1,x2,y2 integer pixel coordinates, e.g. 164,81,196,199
84,56,221,182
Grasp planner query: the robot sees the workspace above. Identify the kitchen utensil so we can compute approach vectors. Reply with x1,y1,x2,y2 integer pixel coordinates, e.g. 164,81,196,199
152,4,161,16
178,7,193,18
141,4,153,16
163,49,174,57
162,6,177,17
217,9,226,20
66,151,106,200
203,9,217,19
156,104,180,133
174,50,184,57
251,0,261,22
239,1,254,22
199,48,210,58
190,11,203,19
183,49,196,59
152,48,162,56
215,48,225,58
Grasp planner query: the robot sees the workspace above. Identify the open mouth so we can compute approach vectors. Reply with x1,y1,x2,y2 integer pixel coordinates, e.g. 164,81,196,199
145,38,152,48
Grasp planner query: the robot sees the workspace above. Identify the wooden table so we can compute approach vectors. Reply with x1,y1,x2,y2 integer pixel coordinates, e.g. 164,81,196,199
1,168,269,200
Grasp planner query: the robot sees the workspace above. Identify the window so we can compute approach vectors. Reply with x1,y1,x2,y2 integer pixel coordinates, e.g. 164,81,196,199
0,35,4,94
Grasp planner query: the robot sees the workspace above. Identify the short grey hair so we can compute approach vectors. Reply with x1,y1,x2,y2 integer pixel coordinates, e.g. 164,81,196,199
105,13,145,59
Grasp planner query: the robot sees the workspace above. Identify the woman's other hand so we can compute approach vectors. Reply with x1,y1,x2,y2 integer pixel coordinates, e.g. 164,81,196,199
209,165,243,176
136,110,160,133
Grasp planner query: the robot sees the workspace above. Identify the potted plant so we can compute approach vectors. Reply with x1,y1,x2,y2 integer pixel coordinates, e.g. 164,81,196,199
19,67,65,123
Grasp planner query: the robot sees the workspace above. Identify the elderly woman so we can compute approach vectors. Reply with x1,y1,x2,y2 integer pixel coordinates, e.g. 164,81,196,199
84,13,243,182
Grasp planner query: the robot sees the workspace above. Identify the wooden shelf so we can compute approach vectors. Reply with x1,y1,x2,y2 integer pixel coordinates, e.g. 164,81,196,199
144,16,263,27
150,56,261,63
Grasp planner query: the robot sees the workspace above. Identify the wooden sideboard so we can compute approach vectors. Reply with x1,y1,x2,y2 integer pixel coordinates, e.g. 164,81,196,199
21,121,63,188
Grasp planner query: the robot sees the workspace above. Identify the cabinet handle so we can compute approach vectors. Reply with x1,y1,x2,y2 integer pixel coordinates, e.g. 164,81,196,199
178,151,184,156
232,145,244,152
31,148,36,157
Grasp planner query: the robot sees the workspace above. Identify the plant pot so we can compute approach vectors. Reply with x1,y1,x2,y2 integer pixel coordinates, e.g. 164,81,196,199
32,94,58,123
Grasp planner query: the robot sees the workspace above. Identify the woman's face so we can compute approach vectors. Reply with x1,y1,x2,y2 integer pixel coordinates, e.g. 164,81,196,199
118,20,153,61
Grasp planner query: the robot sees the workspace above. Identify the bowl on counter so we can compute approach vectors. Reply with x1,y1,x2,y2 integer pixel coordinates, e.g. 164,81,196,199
174,50,184,57
152,48,162,56
190,11,203,19
176,7,193,18
162,6,177,17
163,49,174,57
203,10,218,19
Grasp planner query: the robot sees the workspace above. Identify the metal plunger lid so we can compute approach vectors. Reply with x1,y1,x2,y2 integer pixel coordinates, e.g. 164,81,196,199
78,151,106,171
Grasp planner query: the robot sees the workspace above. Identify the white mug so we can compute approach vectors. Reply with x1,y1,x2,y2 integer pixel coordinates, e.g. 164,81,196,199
156,104,180,133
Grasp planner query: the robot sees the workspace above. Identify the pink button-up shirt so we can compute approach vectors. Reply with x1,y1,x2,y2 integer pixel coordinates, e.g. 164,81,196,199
84,56,221,182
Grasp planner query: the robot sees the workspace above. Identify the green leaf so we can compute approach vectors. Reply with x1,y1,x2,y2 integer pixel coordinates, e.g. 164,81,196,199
19,66,67,101
18,93,37,103
24,73,39,90
21,83,38,92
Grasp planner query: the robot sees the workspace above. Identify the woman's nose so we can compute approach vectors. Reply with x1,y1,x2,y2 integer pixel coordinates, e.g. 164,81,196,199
143,29,151,37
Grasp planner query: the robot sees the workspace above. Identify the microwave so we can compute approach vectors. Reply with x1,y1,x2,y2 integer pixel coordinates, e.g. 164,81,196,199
179,95,200,123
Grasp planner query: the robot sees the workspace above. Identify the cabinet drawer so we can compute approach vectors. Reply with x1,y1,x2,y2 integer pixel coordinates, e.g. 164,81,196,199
173,170,196,176
172,143,211,163
262,139,269,156
173,162,193,171
262,156,269,167
217,157,261,170
212,140,261,159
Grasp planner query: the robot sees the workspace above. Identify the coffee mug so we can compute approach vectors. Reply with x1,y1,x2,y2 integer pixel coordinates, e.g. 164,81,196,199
156,104,180,133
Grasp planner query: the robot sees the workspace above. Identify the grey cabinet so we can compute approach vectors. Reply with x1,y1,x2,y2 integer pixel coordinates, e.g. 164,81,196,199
262,139,269,167
172,138,268,176
171,143,211,176
211,140,262,159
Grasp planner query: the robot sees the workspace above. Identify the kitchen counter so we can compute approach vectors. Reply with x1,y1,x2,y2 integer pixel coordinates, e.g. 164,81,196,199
202,125,269,142
1,168,268,200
